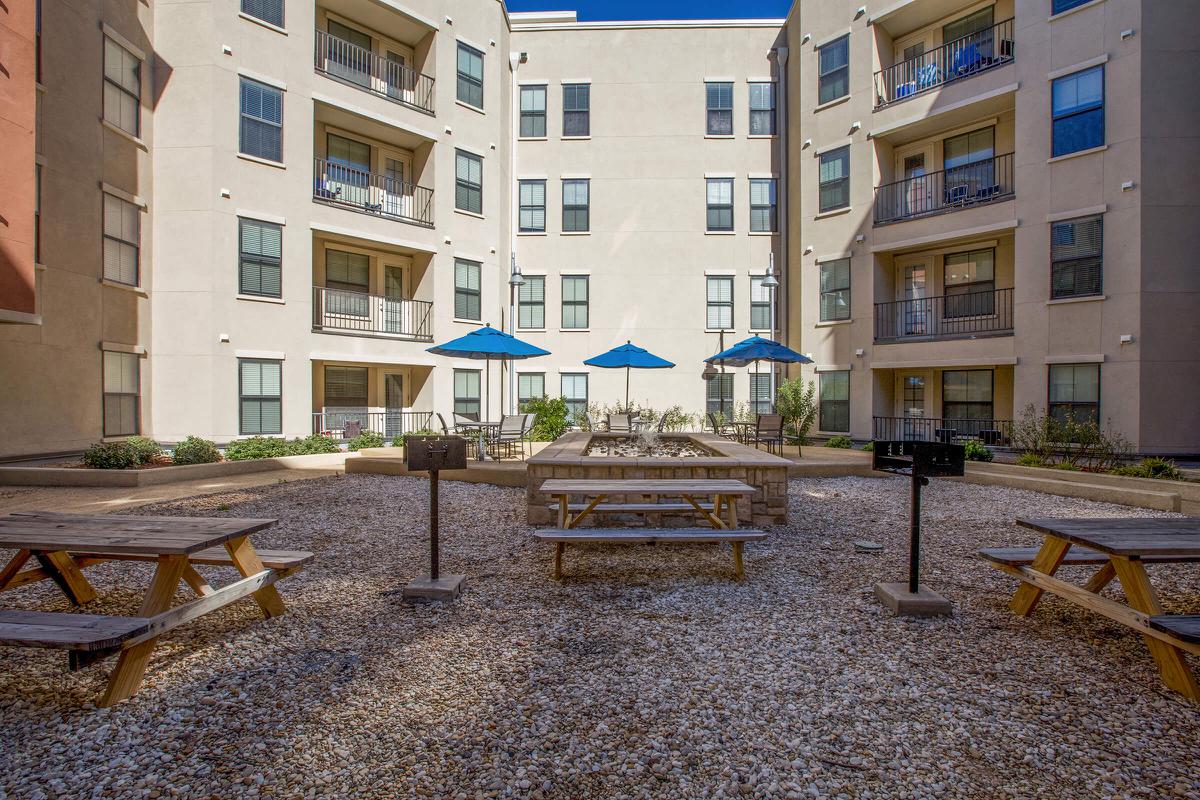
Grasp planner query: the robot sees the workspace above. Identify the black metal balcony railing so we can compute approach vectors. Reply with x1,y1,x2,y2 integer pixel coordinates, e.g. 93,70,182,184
874,152,1014,224
873,416,1013,444
314,29,435,114
312,286,434,341
874,18,1015,108
874,287,1014,342
313,410,435,439
313,157,434,227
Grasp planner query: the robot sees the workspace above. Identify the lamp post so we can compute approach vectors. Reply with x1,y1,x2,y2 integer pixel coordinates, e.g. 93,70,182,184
762,254,780,411
506,253,525,415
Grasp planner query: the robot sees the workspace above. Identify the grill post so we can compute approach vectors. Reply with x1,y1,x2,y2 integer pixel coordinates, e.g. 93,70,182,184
402,436,467,601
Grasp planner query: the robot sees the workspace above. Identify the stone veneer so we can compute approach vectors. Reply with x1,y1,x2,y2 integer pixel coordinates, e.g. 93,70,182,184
527,432,790,528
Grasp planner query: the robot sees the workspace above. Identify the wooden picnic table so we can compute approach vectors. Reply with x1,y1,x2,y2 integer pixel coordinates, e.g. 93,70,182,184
0,511,310,706
540,478,757,531
981,517,1200,701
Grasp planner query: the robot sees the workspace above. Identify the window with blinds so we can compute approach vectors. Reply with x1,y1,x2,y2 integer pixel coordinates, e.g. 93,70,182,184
706,276,733,329
706,373,733,415
457,42,484,108
518,180,546,232
240,78,283,162
749,82,775,135
518,373,545,411
103,351,140,436
749,178,777,232
750,276,772,331
817,35,849,105
942,369,993,422
944,248,995,316
818,147,850,213
563,84,590,137
454,259,481,320
1048,363,1099,425
819,258,851,322
562,179,589,232
562,276,589,329
239,359,282,435
519,275,545,329
561,373,588,420
706,82,733,135
1051,215,1102,299
454,369,481,415
819,371,849,432
706,178,733,231
455,150,483,214
520,85,547,138
324,366,368,408
103,37,140,136
750,373,772,415
239,218,282,297
241,0,283,28
103,193,140,285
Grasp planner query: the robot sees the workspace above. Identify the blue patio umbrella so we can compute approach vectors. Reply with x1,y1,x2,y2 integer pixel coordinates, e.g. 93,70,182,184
427,324,550,419
705,337,812,414
584,340,675,412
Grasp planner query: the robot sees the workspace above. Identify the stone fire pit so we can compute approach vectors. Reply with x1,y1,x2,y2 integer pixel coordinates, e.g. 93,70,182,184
527,432,790,527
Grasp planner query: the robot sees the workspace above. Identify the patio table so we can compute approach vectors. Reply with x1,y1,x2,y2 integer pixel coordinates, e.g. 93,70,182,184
729,421,755,444
983,517,1200,701
456,421,500,459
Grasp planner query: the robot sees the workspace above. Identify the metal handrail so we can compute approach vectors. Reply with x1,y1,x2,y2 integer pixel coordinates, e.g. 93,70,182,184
312,286,433,340
874,287,1013,342
313,157,434,227
872,416,1013,443
874,152,1014,224
313,29,435,114
313,410,435,438
874,18,1015,108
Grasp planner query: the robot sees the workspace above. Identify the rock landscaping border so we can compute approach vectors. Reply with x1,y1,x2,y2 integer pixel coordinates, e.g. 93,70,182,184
0,452,350,488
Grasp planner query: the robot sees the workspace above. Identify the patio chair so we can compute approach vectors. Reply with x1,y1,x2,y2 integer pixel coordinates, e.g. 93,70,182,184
435,413,452,436
584,412,598,432
490,414,527,461
520,413,537,456
453,412,479,433
750,414,785,455
607,414,633,435
656,414,670,433
343,420,362,440
706,412,738,441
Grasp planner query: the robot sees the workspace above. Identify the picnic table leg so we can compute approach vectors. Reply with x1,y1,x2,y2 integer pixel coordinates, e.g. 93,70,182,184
732,541,745,580
35,551,98,605
1010,535,1071,616
726,494,739,529
569,494,607,530
224,536,286,619
553,542,564,580
100,554,188,707
1082,562,1117,594
1110,556,1200,700
683,494,726,530
0,549,32,592
182,565,215,597
557,495,569,528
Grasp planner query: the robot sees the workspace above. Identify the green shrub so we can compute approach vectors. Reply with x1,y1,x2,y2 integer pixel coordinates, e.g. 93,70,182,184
345,431,385,452
124,436,162,464
861,441,874,452
1016,452,1047,468
1113,457,1183,480
776,378,817,446
291,434,342,455
1053,462,1081,471
82,441,138,470
658,405,697,432
392,428,437,448
172,436,221,465
223,436,290,461
963,440,994,462
526,396,570,441
825,435,853,449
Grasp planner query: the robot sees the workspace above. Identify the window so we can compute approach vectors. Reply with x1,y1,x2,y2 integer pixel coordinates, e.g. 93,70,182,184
456,42,483,108
943,127,994,171
562,179,590,232
517,373,545,411
817,35,849,105
944,248,995,317
238,218,282,297
455,150,483,214
1052,0,1093,15
520,85,546,138
454,259,481,320
241,0,284,28
819,147,850,212
942,369,993,422
705,82,733,135
749,82,775,135
819,371,849,432
34,165,41,264
749,178,777,232
325,249,369,292
103,193,140,286
819,258,851,322
942,7,992,44
239,359,282,435
453,369,481,415
103,351,140,437
750,373,772,416
519,275,545,329
750,276,772,331
706,373,734,416
561,373,588,420
706,178,733,231
1048,364,1099,425
239,78,283,162
562,276,589,329
103,37,140,136
563,83,590,136
1051,214,1103,299
518,180,546,232
706,276,733,329
1052,66,1104,157
324,366,368,407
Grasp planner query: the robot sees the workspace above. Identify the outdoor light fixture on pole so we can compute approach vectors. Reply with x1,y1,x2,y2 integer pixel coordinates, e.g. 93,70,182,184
507,253,525,415
762,254,780,410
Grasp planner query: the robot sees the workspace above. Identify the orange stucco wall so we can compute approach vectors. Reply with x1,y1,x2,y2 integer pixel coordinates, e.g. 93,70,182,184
0,0,37,319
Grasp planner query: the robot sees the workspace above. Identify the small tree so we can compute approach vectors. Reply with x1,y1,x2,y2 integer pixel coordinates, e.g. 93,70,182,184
775,377,817,445
525,396,571,441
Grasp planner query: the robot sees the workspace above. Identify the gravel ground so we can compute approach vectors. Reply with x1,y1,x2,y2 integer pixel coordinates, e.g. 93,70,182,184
1,474,1198,800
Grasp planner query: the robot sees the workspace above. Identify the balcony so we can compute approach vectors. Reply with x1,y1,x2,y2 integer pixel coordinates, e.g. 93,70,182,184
313,410,434,439
874,288,1013,343
874,153,1013,225
872,416,1013,444
314,29,435,115
312,286,433,341
313,157,434,227
874,18,1014,109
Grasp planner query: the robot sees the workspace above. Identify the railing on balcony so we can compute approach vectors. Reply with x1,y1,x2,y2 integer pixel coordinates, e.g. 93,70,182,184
873,416,1013,445
874,288,1014,342
312,286,434,341
313,157,434,227
874,18,1015,108
874,152,1014,224
313,29,435,114
313,410,435,439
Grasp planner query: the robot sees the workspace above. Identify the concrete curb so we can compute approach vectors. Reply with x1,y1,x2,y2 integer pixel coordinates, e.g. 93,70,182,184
0,452,351,488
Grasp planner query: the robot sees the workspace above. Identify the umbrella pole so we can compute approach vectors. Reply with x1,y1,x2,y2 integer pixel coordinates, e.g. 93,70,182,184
625,366,630,414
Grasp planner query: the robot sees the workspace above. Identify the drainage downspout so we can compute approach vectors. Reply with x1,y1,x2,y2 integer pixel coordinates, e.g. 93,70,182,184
775,45,790,378
507,50,523,416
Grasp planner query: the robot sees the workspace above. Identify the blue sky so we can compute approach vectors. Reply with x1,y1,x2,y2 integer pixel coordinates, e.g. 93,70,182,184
507,0,791,20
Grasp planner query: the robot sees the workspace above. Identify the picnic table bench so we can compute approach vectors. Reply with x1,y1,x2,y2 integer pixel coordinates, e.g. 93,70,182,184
0,511,311,706
981,517,1200,701
536,479,764,579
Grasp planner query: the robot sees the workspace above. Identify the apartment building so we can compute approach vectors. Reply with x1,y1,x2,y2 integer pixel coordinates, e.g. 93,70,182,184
1,0,1197,459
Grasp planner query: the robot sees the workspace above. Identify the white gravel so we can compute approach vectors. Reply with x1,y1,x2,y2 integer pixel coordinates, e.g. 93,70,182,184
1,474,1198,799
